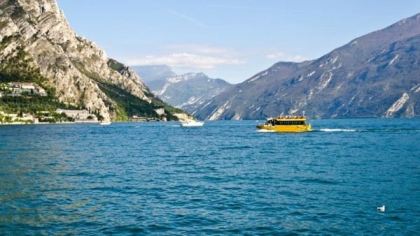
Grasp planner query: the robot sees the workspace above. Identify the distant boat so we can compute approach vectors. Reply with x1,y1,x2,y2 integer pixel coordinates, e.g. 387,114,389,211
100,121,112,126
180,120,204,127
377,205,386,212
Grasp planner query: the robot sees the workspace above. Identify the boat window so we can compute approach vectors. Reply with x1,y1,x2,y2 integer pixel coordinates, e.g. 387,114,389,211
265,120,305,125
274,120,306,125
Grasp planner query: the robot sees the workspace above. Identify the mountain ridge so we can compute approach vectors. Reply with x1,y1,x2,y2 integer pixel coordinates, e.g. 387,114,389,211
134,65,232,114
194,13,420,120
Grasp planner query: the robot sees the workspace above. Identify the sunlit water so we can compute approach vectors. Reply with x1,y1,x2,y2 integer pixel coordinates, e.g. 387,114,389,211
0,119,419,235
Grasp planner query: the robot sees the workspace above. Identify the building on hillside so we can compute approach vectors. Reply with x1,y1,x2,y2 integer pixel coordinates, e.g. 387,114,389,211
154,108,167,121
56,109,97,122
7,82,47,97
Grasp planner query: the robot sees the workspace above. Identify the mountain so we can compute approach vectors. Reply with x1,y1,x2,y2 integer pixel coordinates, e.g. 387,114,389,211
0,0,187,122
195,13,420,120
133,65,176,83
135,66,232,114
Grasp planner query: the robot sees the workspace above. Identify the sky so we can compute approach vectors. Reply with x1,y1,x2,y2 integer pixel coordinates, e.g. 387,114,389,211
57,0,420,83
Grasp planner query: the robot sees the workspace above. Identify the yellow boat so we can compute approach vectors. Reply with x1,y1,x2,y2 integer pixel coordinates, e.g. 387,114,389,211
257,116,312,133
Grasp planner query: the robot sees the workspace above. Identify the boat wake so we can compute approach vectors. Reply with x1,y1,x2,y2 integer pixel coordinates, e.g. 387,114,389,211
257,129,276,133
319,128,357,132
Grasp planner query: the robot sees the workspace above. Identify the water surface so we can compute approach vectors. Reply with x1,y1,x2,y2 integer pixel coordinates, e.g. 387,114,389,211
0,119,419,235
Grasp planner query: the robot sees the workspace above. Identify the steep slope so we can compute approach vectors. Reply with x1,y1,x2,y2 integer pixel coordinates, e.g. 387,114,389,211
133,65,177,99
135,66,232,114
195,13,420,120
0,0,186,121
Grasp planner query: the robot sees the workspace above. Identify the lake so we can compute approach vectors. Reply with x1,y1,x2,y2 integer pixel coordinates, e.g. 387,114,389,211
0,119,419,235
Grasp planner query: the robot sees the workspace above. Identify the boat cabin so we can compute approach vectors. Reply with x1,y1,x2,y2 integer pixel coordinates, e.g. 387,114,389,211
266,116,308,126
267,120,306,126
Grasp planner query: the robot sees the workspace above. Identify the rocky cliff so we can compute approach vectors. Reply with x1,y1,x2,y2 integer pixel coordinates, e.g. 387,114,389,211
195,13,420,120
0,0,186,121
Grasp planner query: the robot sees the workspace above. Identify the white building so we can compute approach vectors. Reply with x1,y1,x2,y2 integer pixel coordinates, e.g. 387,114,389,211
7,82,47,97
56,109,97,121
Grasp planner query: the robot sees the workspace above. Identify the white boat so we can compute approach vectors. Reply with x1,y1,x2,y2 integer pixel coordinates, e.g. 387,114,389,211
99,121,112,126
180,120,204,127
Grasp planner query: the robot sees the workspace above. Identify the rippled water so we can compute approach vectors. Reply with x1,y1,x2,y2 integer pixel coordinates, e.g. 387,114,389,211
0,119,419,235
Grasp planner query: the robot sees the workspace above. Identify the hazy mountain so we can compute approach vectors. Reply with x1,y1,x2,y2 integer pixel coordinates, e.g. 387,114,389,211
132,65,176,83
0,0,187,121
195,13,420,120
135,66,232,114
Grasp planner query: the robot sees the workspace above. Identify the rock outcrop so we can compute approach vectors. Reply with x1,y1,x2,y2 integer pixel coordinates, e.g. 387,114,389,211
194,13,420,120
0,0,186,121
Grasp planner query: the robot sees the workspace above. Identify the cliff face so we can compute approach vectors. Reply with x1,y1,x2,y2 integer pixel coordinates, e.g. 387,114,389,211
0,0,184,121
194,13,420,120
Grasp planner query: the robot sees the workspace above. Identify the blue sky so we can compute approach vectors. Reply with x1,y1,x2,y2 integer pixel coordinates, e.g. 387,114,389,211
57,0,420,83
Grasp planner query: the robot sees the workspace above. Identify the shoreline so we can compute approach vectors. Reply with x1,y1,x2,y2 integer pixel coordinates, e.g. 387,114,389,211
0,121,99,126
1,117,419,127
0,119,170,126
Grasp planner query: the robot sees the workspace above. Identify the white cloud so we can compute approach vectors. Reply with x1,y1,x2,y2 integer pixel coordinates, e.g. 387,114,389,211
266,51,308,62
126,52,243,70
125,44,243,70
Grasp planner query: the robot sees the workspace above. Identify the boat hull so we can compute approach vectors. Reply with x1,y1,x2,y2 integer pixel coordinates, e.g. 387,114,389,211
181,122,204,127
257,124,312,133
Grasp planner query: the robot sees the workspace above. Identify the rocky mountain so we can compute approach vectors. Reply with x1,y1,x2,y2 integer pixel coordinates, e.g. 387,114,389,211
195,13,420,120
0,0,188,122
135,66,232,114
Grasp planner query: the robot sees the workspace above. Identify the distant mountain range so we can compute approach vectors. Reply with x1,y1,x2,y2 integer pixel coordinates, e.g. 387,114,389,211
195,13,420,120
134,66,232,114
133,65,176,83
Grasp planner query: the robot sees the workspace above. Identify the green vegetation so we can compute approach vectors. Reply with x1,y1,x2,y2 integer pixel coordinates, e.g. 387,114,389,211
0,46,55,100
107,59,126,72
37,112,74,123
74,60,183,121
148,93,184,120
97,82,185,121
97,82,161,121
0,96,76,114
10,3,25,19
0,20,8,31
0,113,14,123
0,35,17,52
0,46,48,87
0,46,77,123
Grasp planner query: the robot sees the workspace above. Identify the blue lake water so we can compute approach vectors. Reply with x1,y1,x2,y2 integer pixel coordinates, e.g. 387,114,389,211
0,119,419,235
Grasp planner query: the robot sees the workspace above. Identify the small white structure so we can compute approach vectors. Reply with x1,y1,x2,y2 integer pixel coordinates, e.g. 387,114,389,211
7,82,47,97
180,120,204,127
377,205,386,212
154,108,166,116
20,113,35,122
56,109,97,121
0,111,35,124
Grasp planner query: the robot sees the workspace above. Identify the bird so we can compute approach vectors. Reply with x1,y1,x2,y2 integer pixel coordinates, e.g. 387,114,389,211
377,205,386,212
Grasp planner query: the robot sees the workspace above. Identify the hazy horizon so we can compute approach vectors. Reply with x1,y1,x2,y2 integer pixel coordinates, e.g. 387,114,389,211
57,0,420,83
